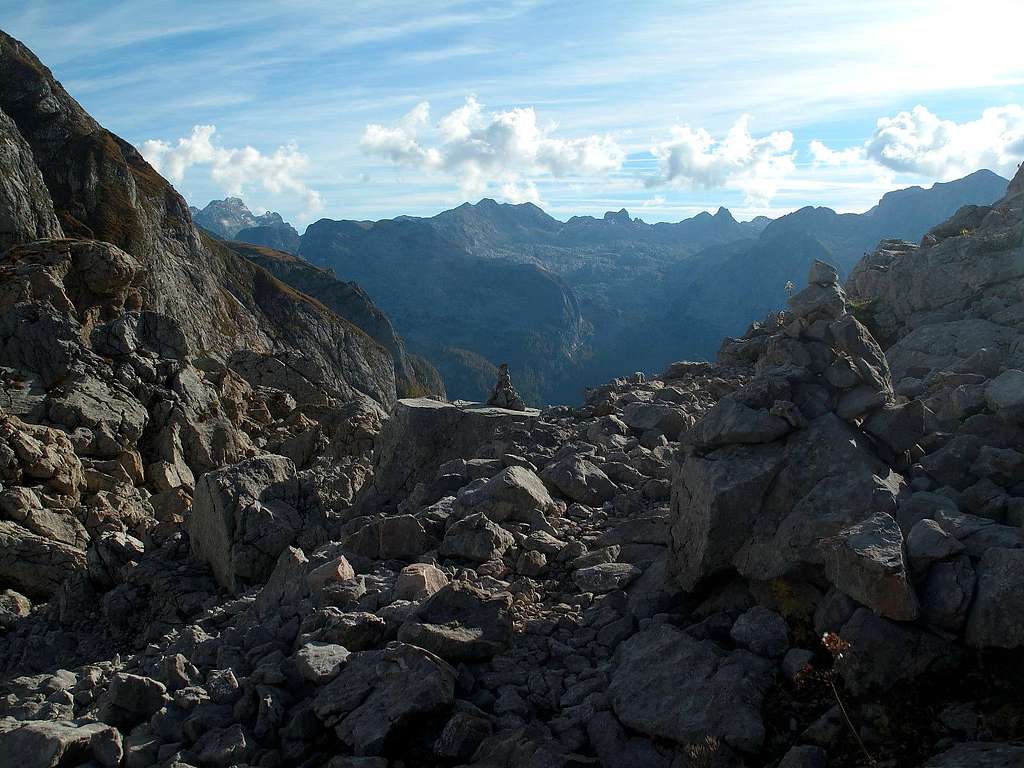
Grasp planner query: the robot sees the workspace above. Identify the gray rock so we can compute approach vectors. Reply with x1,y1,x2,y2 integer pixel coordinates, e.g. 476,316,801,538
541,454,618,506
778,745,828,768
455,465,555,524
574,562,641,593
966,548,1024,648
0,719,122,768
907,518,966,564
729,606,789,658
825,511,919,621
189,454,324,592
986,369,1024,423
295,642,351,684
98,673,170,728
610,624,774,752
923,742,1024,767
439,512,515,562
314,642,456,755
921,555,976,631
688,398,791,450
399,581,512,661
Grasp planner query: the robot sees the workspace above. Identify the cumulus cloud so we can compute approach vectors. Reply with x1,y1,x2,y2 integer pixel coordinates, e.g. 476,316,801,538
810,105,1024,180
140,125,323,213
360,96,623,200
646,116,796,205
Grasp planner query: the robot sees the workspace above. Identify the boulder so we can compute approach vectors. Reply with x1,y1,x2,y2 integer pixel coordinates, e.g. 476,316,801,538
966,548,1024,649
541,454,618,506
825,511,918,621
0,519,86,599
359,398,539,512
986,369,1024,423
439,512,515,563
455,465,556,524
574,562,641,594
0,719,122,768
395,563,448,602
730,606,789,658
189,454,324,592
610,624,774,753
688,398,791,450
923,742,1024,767
314,642,456,755
398,581,512,661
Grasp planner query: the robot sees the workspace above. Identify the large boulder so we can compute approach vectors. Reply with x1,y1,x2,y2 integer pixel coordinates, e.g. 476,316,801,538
358,398,539,512
455,465,556,524
398,581,512,661
313,641,456,756
670,414,900,591
965,548,1024,649
189,454,324,592
0,519,86,599
609,624,774,753
540,454,618,506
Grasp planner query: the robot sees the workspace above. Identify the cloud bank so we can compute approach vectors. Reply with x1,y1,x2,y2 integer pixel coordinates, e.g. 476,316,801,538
811,104,1024,180
645,116,796,205
360,96,624,201
140,125,323,213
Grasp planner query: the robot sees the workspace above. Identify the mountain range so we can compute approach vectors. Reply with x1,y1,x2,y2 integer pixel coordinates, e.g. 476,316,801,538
217,169,1007,403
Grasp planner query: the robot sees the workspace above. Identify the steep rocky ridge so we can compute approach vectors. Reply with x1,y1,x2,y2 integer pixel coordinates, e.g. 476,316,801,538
225,240,444,399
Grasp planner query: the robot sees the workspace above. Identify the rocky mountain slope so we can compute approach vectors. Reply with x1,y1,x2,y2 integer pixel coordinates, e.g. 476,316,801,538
192,199,301,254
2,29,1024,768
296,175,1004,404
225,241,444,399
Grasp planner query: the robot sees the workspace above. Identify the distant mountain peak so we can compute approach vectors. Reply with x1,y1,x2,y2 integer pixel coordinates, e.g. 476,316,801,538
603,208,632,224
193,196,297,241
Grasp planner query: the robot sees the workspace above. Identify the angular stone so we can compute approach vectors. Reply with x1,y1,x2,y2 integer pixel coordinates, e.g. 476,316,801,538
395,562,449,602
398,581,512,661
610,624,774,752
574,562,641,594
541,455,618,506
314,642,456,755
825,511,918,621
966,548,1024,649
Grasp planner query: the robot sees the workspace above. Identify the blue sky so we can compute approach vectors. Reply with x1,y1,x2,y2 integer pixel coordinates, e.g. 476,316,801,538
4,1,1023,229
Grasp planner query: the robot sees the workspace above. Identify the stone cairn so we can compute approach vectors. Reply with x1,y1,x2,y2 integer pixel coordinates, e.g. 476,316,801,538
486,363,527,411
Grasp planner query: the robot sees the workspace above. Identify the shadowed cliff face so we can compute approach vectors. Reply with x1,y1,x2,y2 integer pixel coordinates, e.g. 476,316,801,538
0,30,396,409
225,240,445,399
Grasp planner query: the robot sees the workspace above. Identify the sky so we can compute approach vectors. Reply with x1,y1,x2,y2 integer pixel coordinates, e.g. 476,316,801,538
4,1,1024,230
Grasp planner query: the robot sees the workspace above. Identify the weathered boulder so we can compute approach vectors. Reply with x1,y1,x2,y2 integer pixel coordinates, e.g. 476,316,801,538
189,454,324,592
610,624,774,753
986,369,1024,424
0,519,86,599
0,719,122,768
923,742,1024,767
966,548,1024,649
359,398,539,512
395,562,448,602
439,512,515,563
398,581,512,661
825,511,918,621
313,642,456,755
671,413,902,592
541,454,618,506
455,465,556,524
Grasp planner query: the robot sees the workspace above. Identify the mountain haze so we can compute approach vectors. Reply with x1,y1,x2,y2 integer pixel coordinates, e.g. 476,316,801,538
292,172,1006,403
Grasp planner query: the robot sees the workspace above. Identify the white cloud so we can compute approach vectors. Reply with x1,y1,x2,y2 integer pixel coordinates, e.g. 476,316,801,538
360,97,624,200
810,104,1024,180
646,115,796,205
140,125,323,214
